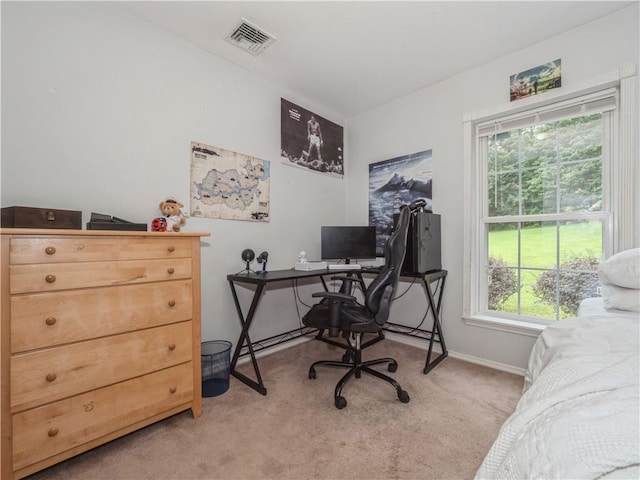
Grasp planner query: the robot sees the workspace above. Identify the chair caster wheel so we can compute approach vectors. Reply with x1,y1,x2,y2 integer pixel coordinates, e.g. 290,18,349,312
309,368,316,380
335,396,347,409
388,362,398,373
398,390,410,403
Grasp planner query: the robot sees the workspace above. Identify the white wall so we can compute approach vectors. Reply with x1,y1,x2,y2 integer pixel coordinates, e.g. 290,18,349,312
2,2,638,372
1,2,347,346
345,4,639,370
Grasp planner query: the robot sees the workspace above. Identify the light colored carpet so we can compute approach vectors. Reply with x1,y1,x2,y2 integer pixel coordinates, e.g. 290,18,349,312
26,338,523,480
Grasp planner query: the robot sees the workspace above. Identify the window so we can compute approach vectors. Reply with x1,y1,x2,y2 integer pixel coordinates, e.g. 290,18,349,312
482,107,612,322
463,68,638,334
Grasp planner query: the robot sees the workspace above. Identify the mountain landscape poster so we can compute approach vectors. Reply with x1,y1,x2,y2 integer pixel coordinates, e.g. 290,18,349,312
510,58,562,101
369,150,433,256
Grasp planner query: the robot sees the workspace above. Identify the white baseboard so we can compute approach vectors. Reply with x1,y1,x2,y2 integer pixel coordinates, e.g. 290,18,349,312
446,350,526,376
235,335,313,366
383,331,439,351
237,331,526,377
385,332,526,376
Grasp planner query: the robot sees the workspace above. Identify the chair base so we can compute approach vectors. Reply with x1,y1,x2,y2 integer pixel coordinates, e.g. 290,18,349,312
308,349,410,409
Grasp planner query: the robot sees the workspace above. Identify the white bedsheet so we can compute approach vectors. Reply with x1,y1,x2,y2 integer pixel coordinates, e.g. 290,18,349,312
476,316,640,480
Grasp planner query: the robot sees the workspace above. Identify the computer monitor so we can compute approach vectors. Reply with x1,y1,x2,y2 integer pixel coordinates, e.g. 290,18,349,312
320,226,376,264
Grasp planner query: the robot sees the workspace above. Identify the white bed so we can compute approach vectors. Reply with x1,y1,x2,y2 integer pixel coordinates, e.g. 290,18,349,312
476,303,639,479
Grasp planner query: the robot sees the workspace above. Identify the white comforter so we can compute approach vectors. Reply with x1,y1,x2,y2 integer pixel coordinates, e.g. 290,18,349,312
476,316,640,480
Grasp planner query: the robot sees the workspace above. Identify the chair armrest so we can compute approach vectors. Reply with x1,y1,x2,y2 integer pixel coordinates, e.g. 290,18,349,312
311,291,357,302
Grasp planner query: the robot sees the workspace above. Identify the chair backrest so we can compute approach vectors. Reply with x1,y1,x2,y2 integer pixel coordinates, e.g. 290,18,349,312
364,205,411,326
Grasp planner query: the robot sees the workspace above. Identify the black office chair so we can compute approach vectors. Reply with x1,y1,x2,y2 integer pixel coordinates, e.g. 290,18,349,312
302,205,412,409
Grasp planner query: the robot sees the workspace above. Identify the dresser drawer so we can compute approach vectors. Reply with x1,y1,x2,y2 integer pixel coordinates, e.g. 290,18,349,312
10,237,192,264
11,280,193,353
11,321,193,412
9,258,192,294
12,362,194,471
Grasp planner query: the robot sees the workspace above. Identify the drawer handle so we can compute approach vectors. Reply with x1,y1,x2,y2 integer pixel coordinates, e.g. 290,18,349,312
46,373,57,382
48,427,59,437
45,274,56,284
45,246,56,255
45,316,57,326
168,300,176,307
167,267,175,274
167,246,175,253
170,386,177,394
168,344,176,351
46,211,56,222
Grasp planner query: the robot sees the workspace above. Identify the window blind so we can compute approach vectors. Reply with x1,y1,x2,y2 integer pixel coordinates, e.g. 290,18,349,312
477,88,618,137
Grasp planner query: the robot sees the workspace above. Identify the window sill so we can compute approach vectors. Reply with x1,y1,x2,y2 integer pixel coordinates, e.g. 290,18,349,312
463,314,546,338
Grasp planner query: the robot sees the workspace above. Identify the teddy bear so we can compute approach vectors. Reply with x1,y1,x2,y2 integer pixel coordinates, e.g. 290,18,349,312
156,198,186,232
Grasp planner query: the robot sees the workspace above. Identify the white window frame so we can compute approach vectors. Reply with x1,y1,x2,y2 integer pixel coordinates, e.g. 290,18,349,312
462,65,638,336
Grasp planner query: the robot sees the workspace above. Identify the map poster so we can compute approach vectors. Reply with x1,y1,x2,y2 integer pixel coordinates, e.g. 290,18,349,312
369,150,432,256
190,142,271,222
280,98,344,177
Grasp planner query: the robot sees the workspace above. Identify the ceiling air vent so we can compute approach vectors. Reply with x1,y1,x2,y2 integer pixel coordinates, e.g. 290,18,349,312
225,18,277,56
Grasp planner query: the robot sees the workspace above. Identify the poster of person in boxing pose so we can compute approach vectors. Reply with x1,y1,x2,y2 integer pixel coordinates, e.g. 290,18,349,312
280,98,344,177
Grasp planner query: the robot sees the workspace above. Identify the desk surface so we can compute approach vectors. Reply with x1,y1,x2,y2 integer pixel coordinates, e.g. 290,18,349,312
227,267,362,285
227,267,447,285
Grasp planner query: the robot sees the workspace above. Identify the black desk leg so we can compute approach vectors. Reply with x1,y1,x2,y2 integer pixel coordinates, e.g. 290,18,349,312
423,275,448,374
228,280,268,395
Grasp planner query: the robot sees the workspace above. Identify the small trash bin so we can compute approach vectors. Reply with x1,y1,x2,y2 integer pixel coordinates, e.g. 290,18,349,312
201,340,232,397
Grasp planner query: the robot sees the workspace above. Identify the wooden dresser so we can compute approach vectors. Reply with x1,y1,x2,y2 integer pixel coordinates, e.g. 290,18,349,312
0,229,209,479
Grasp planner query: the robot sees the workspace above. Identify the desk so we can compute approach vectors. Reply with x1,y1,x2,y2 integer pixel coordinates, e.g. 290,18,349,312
227,268,447,395
383,269,448,374
227,268,337,395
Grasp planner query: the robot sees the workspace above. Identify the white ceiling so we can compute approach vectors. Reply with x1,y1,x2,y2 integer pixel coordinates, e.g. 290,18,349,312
118,1,635,120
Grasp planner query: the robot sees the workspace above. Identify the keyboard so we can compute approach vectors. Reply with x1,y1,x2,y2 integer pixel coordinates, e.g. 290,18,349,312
328,264,362,270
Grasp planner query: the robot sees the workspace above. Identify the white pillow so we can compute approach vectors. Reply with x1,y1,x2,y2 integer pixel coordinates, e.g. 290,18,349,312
598,248,640,289
601,283,640,312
